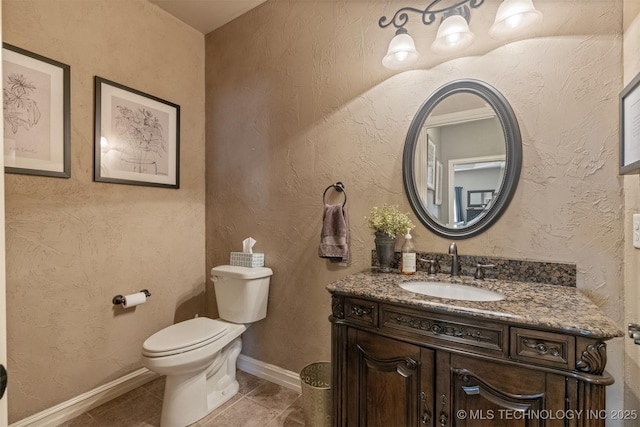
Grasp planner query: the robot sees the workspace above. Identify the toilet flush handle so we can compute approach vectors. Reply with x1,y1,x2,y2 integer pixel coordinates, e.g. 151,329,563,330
211,275,220,283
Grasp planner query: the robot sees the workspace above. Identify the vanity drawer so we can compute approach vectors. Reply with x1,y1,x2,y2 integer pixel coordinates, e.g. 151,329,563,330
510,328,575,369
344,298,378,327
380,304,508,357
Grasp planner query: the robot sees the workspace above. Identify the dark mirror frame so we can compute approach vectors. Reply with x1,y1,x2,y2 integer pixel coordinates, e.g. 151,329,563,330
403,79,522,240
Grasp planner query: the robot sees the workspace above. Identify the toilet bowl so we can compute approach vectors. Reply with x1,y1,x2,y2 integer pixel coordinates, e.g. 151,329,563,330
141,265,272,427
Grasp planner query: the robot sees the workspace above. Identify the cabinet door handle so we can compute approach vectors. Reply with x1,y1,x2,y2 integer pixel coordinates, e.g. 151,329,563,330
420,391,431,424
438,394,448,427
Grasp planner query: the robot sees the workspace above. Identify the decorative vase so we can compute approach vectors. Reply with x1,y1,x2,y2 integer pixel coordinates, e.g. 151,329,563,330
374,231,397,273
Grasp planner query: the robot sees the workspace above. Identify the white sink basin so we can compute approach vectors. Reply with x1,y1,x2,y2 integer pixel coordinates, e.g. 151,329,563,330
399,281,505,302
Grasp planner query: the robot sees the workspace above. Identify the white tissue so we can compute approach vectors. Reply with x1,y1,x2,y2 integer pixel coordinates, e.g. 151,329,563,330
243,237,256,254
122,292,146,308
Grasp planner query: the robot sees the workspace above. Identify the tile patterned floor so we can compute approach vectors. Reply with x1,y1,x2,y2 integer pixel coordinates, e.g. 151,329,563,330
59,370,304,426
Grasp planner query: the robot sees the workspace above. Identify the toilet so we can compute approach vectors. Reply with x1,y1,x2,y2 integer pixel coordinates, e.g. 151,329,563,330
141,265,272,427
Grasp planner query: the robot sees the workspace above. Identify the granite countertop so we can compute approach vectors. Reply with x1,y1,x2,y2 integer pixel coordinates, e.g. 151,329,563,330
326,270,623,339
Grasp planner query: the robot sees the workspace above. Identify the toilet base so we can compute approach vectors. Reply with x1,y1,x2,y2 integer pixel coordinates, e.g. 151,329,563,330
160,337,243,427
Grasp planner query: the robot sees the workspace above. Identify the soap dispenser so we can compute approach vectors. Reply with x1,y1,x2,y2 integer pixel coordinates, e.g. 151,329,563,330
400,229,416,275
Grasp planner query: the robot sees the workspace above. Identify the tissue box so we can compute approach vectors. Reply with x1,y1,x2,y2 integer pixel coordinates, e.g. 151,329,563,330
230,252,265,268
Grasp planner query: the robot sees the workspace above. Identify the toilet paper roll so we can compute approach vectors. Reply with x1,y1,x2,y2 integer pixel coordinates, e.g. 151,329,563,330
122,292,146,308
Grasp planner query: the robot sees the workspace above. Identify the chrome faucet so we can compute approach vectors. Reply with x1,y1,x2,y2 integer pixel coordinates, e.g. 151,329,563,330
448,243,459,276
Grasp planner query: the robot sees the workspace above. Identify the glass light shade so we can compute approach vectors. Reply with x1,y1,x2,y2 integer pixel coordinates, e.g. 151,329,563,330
382,31,419,70
489,0,543,40
431,14,475,55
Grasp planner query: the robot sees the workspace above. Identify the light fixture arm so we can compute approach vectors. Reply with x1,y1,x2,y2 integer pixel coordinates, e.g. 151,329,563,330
442,5,471,23
378,0,484,30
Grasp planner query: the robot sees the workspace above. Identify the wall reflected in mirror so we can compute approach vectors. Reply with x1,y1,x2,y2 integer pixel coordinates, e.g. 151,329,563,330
413,92,506,228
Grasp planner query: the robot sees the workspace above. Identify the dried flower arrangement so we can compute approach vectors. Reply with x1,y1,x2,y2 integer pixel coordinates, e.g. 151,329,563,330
366,204,414,239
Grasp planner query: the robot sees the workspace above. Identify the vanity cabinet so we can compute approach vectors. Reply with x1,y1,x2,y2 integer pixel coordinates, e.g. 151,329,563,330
331,294,614,427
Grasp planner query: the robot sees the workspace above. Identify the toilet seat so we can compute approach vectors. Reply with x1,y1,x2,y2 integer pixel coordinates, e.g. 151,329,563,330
142,317,229,357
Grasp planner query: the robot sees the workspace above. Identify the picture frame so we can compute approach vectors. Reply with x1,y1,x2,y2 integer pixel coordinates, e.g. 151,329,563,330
435,161,443,205
415,131,429,204
2,43,70,178
620,71,640,174
94,76,180,188
427,136,436,190
467,189,495,208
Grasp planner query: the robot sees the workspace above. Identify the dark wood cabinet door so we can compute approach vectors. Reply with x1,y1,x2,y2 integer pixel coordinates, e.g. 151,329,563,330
347,329,435,427
441,354,566,427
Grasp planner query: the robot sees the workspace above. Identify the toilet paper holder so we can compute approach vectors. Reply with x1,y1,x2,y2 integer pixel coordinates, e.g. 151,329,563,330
112,289,151,305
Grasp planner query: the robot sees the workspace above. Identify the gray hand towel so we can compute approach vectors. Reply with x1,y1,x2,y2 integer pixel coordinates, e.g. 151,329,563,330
318,203,349,263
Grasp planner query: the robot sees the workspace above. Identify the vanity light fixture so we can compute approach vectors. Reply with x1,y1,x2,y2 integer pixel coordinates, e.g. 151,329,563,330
488,0,543,40
431,5,475,55
379,0,543,70
382,28,420,70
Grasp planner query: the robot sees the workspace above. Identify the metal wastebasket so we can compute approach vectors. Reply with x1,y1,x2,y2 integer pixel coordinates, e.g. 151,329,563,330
300,362,331,426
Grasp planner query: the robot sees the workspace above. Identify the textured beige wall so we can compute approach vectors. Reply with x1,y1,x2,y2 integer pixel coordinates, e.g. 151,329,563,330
3,0,205,422
623,0,640,419
2,0,626,422
206,0,624,397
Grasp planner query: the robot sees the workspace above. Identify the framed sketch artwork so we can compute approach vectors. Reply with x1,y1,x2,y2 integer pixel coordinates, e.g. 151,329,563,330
2,43,70,177
94,77,180,188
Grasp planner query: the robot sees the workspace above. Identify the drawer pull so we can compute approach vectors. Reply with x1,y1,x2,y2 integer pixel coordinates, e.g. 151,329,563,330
351,304,373,317
521,338,561,357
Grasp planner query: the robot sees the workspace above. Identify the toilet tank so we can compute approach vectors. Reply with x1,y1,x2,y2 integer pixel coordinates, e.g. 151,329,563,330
210,265,273,324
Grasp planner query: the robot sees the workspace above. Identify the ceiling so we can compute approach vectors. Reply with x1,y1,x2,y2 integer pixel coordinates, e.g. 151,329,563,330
148,0,268,34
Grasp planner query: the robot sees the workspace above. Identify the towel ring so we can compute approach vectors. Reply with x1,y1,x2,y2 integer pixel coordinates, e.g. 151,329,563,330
323,182,347,207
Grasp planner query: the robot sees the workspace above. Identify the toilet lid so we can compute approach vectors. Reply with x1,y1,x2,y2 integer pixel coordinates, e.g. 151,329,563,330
143,317,229,356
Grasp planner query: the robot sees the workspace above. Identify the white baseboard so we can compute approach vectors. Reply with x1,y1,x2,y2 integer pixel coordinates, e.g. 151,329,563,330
237,354,302,394
11,356,300,426
10,368,159,427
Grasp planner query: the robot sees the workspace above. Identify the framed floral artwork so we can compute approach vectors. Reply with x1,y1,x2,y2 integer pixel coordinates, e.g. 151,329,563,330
2,43,70,177
94,77,180,188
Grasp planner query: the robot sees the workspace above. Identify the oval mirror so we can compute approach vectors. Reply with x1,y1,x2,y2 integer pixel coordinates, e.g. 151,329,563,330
403,79,522,239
